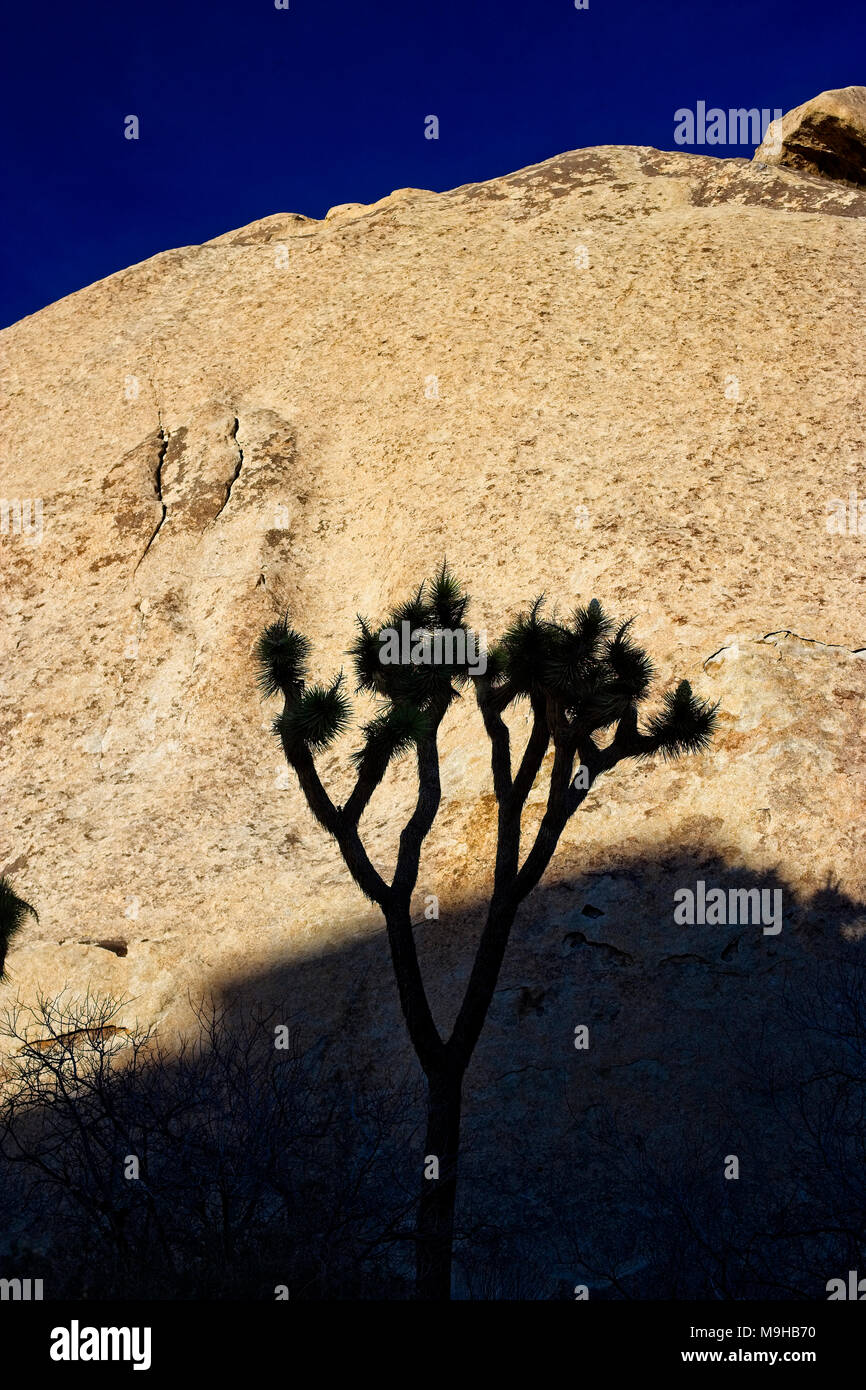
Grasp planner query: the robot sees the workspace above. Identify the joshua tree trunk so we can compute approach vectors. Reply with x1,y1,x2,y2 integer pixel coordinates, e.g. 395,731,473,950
416,1066,463,1300
413,896,520,1299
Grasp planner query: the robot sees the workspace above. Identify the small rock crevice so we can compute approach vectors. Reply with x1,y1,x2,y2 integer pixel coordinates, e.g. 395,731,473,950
562,930,634,965
78,938,129,957
134,425,169,571
215,416,244,519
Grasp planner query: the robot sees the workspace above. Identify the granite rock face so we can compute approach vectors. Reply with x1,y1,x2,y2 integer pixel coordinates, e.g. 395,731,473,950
1,124,865,1097
754,85,866,185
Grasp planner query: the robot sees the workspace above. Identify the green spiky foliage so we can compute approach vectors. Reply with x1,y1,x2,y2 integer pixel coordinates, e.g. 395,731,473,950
274,674,351,755
389,584,432,633
353,703,433,770
258,565,480,780
428,561,469,629
0,876,37,982
255,616,310,699
496,596,550,697
487,595,717,754
644,679,718,759
347,563,478,718
258,572,718,808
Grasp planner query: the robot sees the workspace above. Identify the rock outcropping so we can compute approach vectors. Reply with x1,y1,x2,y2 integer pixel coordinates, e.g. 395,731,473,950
754,84,866,184
1,112,864,1083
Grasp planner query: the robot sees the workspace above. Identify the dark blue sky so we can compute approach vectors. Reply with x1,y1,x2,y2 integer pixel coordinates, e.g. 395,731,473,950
1,0,861,329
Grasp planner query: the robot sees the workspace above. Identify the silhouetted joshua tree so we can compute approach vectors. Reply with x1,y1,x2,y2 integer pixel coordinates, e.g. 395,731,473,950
257,566,718,1300
0,875,37,982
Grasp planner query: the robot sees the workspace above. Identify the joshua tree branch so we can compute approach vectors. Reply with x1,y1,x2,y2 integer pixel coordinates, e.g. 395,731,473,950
385,896,446,1074
509,692,550,812
392,706,448,903
476,683,513,802
513,731,576,903
343,747,391,826
482,691,550,895
289,744,390,909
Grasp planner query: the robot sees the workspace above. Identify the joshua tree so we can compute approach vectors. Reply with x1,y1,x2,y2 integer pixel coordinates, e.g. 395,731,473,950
0,875,37,982
257,566,718,1299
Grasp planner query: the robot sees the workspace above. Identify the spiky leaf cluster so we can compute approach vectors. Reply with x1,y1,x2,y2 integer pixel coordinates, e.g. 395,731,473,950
489,597,717,753
349,564,478,706
493,597,550,696
343,564,479,768
257,577,717,771
491,597,636,719
643,680,719,759
256,617,311,699
352,703,433,769
273,674,351,755
427,563,469,629
0,876,37,981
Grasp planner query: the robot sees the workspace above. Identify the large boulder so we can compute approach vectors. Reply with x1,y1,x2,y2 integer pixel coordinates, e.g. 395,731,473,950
754,84,866,184
0,116,864,1060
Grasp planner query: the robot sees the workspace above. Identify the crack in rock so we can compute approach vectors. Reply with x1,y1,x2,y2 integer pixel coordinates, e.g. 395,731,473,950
760,629,866,655
705,629,866,669
214,416,244,519
562,930,634,965
19,1025,132,1056
134,424,169,571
